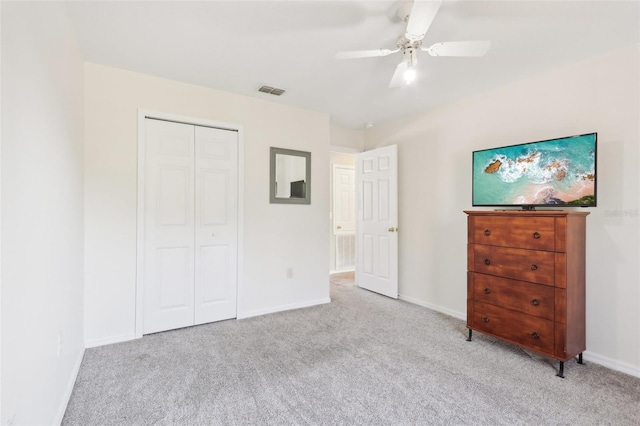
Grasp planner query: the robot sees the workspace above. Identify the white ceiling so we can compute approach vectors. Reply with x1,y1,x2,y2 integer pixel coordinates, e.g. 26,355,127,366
65,1,640,129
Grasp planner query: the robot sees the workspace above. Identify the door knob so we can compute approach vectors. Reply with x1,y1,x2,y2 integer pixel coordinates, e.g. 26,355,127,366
336,225,342,230
388,227,397,232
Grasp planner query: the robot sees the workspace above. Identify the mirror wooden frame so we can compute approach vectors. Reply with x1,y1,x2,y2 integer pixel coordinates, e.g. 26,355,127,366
269,147,311,204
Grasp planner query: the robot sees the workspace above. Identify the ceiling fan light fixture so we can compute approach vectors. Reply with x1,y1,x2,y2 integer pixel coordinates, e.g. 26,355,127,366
334,0,488,89
403,66,417,84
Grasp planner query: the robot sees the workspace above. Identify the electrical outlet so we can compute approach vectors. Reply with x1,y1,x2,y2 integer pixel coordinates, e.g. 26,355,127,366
286,268,294,279
57,331,62,358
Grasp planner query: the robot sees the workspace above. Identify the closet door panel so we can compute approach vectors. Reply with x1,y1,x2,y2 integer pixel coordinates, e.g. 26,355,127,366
194,126,238,324
143,119,195,334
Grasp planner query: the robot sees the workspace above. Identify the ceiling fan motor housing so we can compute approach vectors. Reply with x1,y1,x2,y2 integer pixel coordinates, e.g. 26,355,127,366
403,47,418,67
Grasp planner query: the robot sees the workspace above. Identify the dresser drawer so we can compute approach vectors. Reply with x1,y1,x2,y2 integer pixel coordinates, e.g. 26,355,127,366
470,245,555,286
472,302,554,355
471,273,554,320
470,216,555,251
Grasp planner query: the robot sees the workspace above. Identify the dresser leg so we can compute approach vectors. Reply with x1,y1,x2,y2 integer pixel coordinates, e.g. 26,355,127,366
577,353,584,364
556,361,565,378
466,329,472,342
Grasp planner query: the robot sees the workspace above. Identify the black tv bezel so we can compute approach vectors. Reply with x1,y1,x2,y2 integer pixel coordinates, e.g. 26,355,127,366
471,132,598,209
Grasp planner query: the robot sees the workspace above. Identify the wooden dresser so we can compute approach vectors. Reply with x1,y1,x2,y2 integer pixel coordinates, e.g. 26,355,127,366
464,210,588,377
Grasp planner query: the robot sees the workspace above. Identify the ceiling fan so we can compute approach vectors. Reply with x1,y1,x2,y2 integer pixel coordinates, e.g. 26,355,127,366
335,0,490,87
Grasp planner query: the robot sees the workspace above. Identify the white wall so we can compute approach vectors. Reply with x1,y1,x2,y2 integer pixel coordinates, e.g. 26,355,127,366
1,2,85,424
365,46,640,376
330,123,365,152
84,63,330,346
0,2,4,422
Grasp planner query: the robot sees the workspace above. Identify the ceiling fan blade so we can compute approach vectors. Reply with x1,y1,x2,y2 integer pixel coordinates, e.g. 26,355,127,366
423,41,491,57
389,61,409,88
335,48,399,59
405,0,443,41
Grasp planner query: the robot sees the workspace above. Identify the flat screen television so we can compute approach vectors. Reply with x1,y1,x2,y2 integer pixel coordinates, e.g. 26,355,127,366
472,132,597,209
290,180,306,198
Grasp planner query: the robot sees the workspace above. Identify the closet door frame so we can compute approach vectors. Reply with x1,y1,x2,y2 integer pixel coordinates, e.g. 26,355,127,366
135,109,244,339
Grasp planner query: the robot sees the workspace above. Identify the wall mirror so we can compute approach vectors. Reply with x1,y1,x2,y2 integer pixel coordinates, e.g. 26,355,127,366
270,147,311,204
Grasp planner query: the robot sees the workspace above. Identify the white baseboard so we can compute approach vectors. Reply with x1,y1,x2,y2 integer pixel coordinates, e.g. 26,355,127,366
54,347,85,426
85,332,137,349
398,293,466,321
583,350,640,378
238,297,331,319
399,294,640,379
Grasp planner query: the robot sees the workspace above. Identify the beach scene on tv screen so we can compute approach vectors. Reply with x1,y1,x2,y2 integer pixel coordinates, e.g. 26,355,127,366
473,134,596,206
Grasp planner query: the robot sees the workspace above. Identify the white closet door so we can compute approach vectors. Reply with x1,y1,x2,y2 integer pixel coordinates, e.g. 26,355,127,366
144,119,196,334
194,126,238,324
143,119,238,334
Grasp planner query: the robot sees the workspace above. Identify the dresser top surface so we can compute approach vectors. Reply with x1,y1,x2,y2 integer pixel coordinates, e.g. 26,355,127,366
464,210,590,217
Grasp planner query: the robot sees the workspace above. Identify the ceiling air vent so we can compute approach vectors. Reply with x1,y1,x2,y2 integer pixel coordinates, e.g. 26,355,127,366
258,85,285,96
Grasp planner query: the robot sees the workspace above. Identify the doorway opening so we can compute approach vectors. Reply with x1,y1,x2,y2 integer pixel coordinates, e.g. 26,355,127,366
330,151,356,275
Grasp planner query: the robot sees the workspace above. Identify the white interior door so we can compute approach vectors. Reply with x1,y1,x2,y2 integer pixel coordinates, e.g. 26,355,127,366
194,126,238,324
333,165,355,235
143,119,238,334
356,145,398,298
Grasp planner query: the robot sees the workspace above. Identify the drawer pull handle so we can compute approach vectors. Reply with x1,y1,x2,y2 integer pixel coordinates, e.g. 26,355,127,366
530,264,538,271
531,298,540,306
532,231,541,239
484,229,491,236
483,287,491,295
484,258,491,265
531,332,540,340
482,316,489,323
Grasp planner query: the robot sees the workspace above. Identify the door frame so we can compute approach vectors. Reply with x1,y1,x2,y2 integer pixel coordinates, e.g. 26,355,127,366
329,147,360,275
135,109,245,338
331,164,356,273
